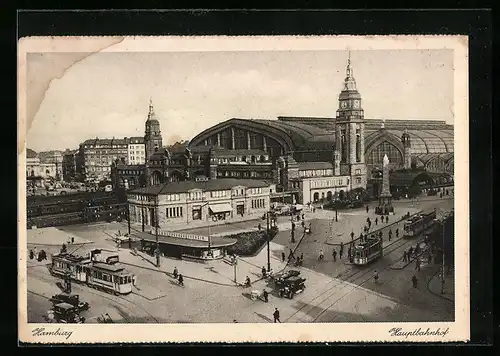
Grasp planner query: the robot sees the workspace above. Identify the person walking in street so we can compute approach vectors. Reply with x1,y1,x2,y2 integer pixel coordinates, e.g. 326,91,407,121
319,249,324,261
412,274,418,288
375,217,378,226
366,205,369,214
396,228,399,238
340,242,344,255
388,229,392,241
332,249,337,262
178,274,184,286
300,253,304,262
282,251,286,263
173,267,178,279
403,250,407,263
350,231,354,240
415,259,421,271
273,308,281,323
258,223,262,231
29,249,34,260
373,270,379,283
301,220,305,228
302,213,305,220
386,215,389,223
262,266,267,278
263,289,269,303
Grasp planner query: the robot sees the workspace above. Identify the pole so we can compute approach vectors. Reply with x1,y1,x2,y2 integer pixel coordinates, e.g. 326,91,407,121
141,207,145,232
155,196,160,268
335,202,338,222
266,212,271,272
127,203,131,235
441,219,445,294
233,256,237,283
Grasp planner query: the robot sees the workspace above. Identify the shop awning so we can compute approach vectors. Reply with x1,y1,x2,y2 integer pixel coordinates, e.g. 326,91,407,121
209,203,232,213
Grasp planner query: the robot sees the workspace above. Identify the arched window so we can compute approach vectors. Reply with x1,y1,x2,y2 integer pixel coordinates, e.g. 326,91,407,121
367,141,403,166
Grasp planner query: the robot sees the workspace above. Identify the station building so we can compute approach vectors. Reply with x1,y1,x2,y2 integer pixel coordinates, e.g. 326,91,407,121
112,57,454,205
127,178,274,230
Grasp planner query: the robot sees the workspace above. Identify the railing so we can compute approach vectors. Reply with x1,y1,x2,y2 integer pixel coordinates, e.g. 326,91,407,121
149,228,209,242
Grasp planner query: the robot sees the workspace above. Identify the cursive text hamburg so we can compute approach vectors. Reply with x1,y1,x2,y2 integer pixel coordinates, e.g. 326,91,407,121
32,327,73,340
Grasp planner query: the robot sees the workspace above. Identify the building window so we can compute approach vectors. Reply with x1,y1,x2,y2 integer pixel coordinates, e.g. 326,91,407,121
356,177,362,184
355,169,361,175
367,141,403,166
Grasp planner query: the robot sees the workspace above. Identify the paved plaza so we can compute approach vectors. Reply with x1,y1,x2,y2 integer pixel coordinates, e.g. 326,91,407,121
26,197,454,324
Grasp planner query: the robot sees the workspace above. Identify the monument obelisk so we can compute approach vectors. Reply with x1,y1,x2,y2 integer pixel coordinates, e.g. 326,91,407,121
376,154,394,215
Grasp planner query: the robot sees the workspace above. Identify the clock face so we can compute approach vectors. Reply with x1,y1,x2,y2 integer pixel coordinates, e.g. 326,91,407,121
353,100,360,108
341,101,347,109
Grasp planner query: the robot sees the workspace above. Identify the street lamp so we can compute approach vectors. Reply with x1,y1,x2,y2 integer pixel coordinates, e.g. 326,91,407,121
265,211,275,272
155,195,160,268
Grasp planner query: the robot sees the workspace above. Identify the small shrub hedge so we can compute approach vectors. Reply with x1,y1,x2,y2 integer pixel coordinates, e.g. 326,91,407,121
226,226,279,256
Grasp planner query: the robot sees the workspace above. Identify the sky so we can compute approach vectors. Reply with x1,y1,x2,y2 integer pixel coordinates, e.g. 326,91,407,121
26,49,454,152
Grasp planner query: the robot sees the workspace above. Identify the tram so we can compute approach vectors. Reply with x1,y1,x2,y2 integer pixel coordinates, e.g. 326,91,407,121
50,250,133,295
353,236,383,266
403,210,437,237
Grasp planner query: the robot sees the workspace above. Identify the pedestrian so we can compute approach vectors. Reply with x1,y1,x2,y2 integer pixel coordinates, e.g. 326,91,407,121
340,241,344,255
291,222,295,231
281,251,286,263
350,231,354,240
301,221,305,228
289,248,296,261
366,217,370,225
245,276,251,287
71,237,75,244
373,270,379,283
332,249,337,262
258,223,261,231
300,253,304,262
403,250,407,263
388,229,392,241
273,308,281,323
415,243,420,255
263,289,269,303
319,249,324,261
375,217,378,226
366,205,369,214
339,248,343,260
415,259,421,271
313,207,316,213
29,249,34,260
262,266,267,278
412,274,418,288
178,274,184,286
368,220,372,229
408,246,414,258
33,246,37,258
347,247,352,261
396,228,399,238
302,213,305,220
386,215,389,223
173,267,178,278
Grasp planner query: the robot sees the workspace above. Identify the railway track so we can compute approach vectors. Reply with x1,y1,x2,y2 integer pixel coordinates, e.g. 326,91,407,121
27,265,160,323
283,235,423,323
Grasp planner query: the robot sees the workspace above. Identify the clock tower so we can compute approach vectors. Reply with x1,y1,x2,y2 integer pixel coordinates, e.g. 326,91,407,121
334,53,367,190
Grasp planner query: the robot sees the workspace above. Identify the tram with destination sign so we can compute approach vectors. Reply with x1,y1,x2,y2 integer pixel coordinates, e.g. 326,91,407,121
353,236,383,265
50,250,133,295
403,210,437,237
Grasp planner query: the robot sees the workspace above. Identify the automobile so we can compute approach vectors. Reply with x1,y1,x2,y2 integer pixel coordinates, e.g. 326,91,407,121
273,269,301,285
49,294,90,312
50,302,85,323
278,276,306,299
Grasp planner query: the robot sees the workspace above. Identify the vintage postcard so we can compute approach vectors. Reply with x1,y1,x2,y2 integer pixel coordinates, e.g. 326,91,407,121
18,35,469,343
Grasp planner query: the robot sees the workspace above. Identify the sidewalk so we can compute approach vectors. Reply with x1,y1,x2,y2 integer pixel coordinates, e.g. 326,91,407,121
427,266,455,302
116,241,288,290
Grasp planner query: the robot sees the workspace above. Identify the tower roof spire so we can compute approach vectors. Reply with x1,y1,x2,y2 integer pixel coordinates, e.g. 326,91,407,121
147,97,157,121
343,52,357,91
